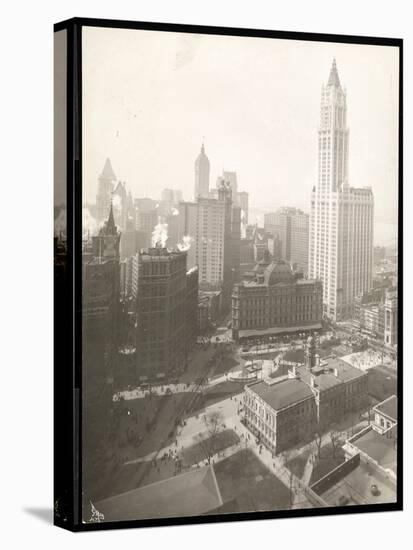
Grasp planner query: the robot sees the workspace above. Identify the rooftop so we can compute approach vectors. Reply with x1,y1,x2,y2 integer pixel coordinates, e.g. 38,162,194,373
318,461,396,506
249,378,314,411
373,395,398,422
96,465,222,522
297,358,366,391
296,278,320,285
351,426,397,474
139,247,186,262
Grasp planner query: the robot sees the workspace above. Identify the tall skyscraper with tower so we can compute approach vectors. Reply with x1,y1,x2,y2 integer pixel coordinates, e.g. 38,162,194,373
194,142,210,199
96,158,117,224
309,60,374,321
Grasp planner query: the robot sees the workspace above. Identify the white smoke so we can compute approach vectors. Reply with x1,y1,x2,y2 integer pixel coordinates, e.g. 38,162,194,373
240,209,247,239
177,234,194,252
54,207,66,237
56,207,98,239
82,207,98,238
112,194,122,208
172,207,179,216
151,217,168,247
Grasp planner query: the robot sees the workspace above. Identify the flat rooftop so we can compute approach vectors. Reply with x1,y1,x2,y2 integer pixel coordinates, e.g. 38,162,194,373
319,461,396,507
249,378,314,411
96,464,222,522
297,358,366,391
374,395,397,422
352,427,397,474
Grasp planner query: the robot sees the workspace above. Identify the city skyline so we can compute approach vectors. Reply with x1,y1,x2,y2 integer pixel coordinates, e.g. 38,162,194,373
82,27,399,244
55,21,400,526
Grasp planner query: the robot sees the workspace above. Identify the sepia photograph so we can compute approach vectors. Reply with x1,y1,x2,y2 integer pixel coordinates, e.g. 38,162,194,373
54,20,401,528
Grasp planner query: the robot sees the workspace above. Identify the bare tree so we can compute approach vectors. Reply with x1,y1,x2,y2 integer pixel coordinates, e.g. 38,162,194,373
196,410,225,464
329,428,341,458
240,437,250,465
278,449,295,505
314,422,324,459
364,394,373,426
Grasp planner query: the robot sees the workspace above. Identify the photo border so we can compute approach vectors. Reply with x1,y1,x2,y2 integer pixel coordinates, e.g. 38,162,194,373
53,17,403,532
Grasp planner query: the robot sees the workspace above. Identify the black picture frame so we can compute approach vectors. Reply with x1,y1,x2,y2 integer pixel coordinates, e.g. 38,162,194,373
54,17,403,532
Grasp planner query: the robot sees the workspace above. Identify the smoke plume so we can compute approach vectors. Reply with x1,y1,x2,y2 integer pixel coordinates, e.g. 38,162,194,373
177,234,194,252
82,207,98,238
151,217,168,247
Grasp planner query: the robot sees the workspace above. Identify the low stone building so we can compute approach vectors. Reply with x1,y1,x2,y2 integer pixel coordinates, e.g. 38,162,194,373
243,377,317,453
241,337,368,454
372,395,397,434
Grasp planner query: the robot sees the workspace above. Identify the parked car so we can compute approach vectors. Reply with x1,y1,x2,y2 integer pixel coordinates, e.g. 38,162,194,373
371,484,381,496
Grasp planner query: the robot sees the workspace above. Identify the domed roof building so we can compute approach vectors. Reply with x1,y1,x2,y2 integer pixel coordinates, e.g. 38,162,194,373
253,249,272,274
231,255,323,341
263,259,295,286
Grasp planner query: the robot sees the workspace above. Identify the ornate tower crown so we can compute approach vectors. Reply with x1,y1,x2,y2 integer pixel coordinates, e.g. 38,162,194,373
327,58,341,88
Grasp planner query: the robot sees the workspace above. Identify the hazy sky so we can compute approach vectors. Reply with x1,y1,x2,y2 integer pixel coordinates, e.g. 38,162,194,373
82,26,399,241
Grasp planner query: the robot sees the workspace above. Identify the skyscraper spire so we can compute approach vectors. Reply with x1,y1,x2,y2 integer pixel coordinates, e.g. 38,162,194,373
105,200,117,235
100,157,117,182
194,141,210,199
327,58,341,88
96,158,117,225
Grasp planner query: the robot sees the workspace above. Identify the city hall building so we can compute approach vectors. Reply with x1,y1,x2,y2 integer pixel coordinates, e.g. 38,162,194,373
231,253,323,341
241,338,368,454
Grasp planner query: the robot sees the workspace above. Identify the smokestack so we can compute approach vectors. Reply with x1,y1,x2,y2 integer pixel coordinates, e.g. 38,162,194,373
310,375,315,388
334,368,339,378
